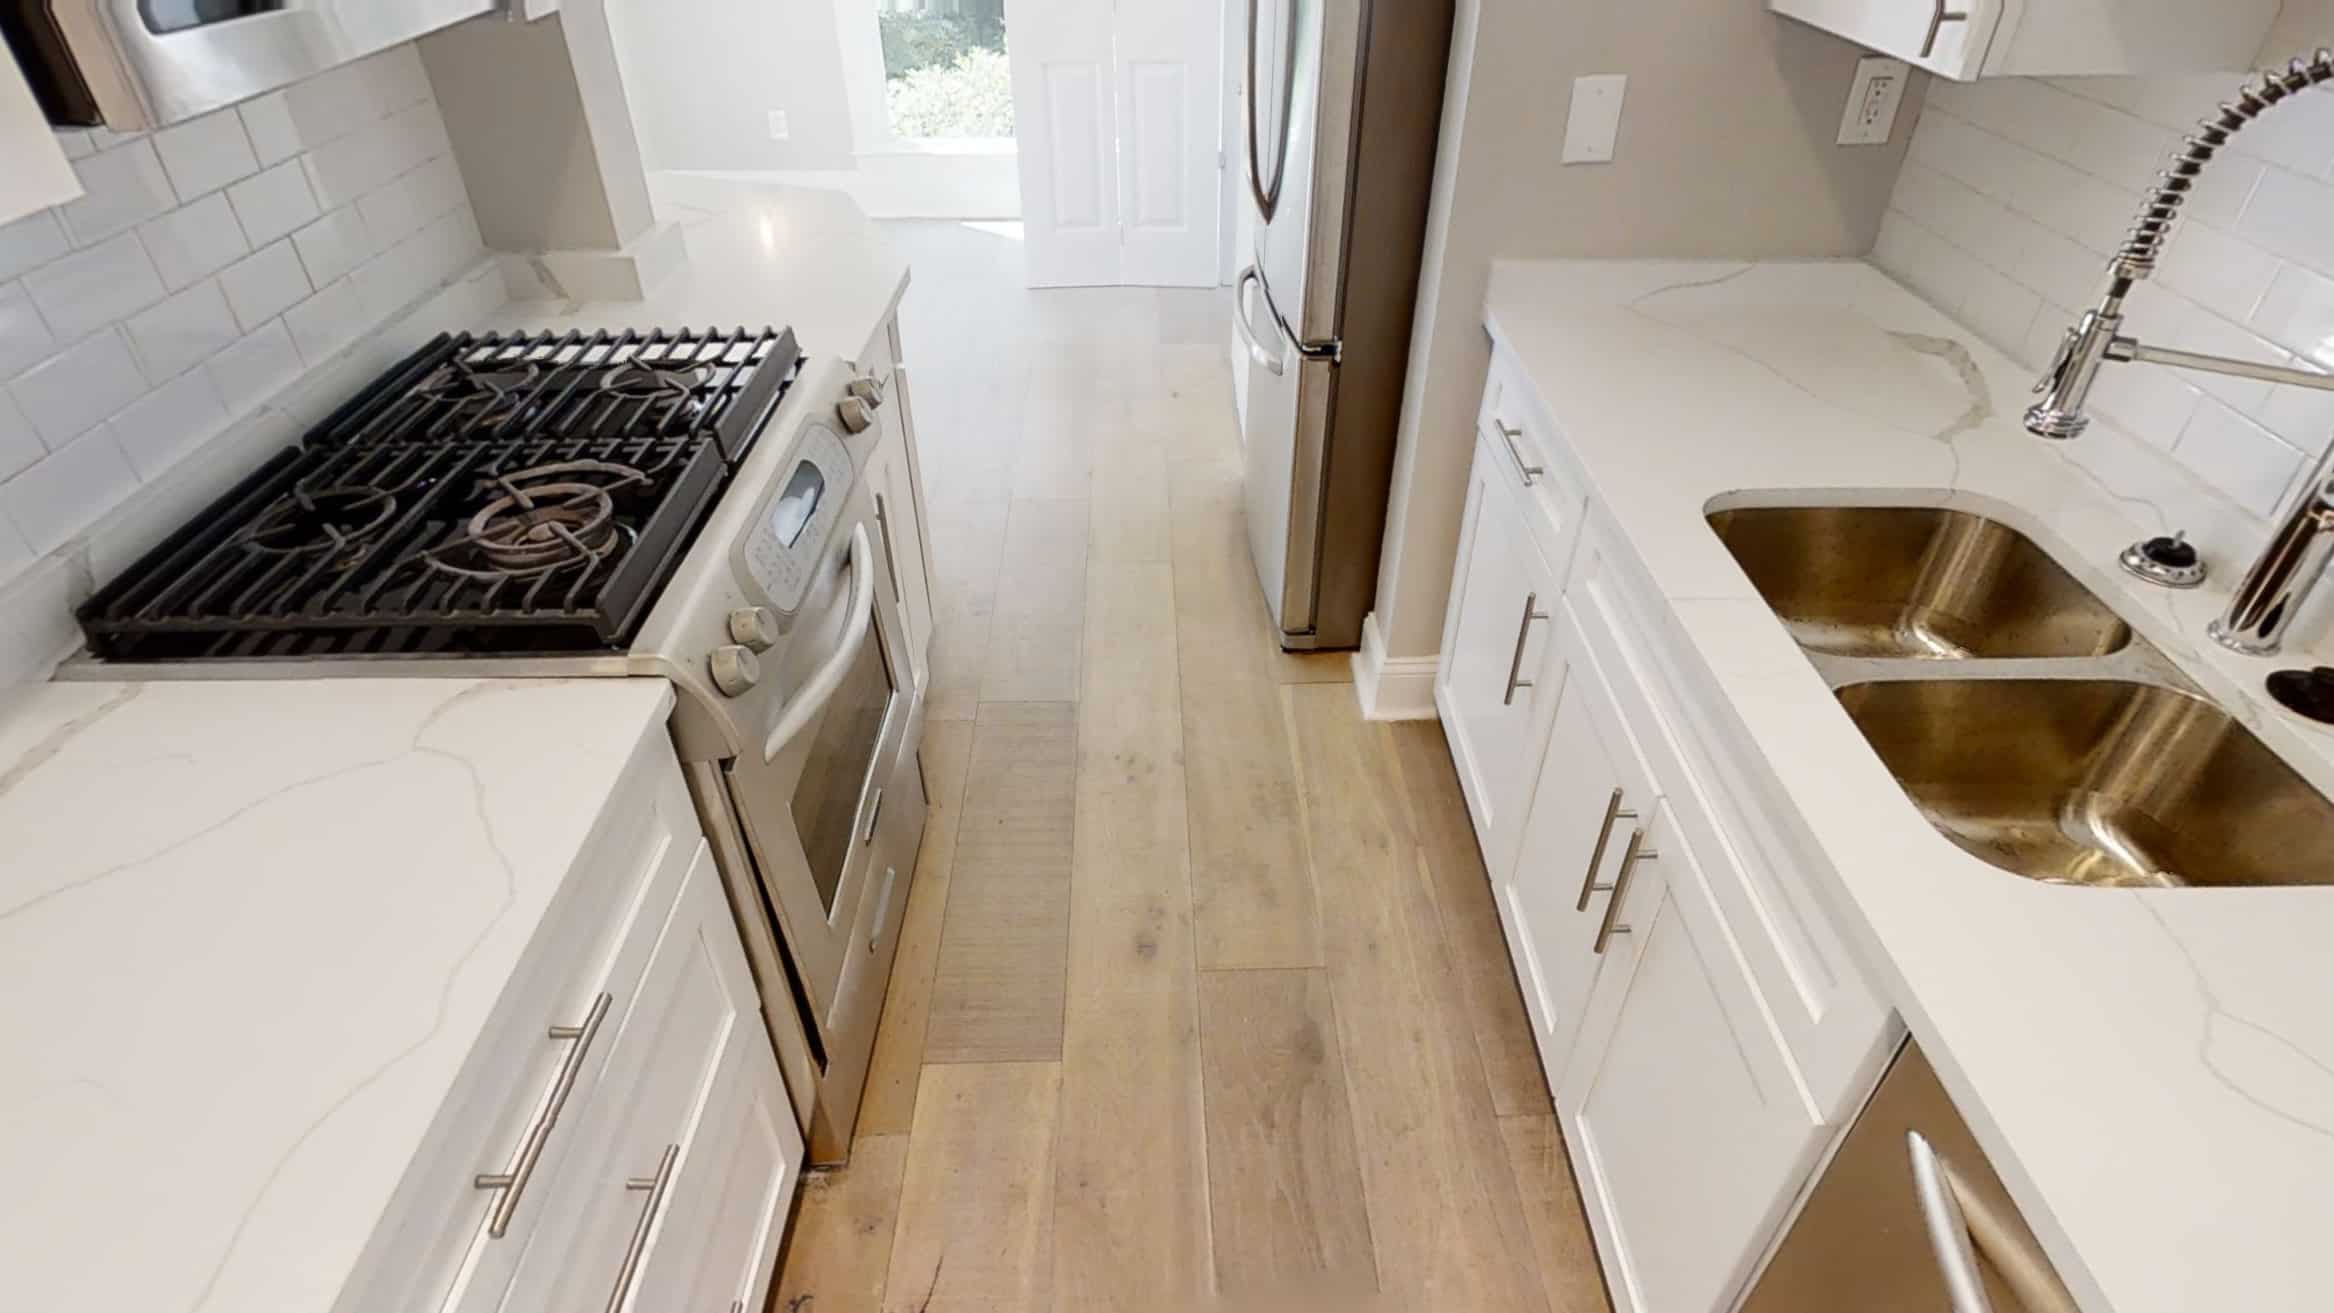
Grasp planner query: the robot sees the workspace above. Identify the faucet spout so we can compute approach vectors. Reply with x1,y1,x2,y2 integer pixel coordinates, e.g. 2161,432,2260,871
2024,304,2123,439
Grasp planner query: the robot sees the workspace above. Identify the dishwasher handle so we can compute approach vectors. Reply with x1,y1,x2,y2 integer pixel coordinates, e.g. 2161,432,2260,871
1908,1131,1996,1313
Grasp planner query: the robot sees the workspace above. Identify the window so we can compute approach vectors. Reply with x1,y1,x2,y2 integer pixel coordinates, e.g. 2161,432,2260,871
875,0,1013,142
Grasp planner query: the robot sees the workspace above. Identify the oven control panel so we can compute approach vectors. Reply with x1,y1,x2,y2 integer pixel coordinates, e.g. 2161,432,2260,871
741,424,854,614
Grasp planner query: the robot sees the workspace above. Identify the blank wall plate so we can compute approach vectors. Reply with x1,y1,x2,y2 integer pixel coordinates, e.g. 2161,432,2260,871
767,109,791,141
1838,57,1909,145
1562,74,1627,165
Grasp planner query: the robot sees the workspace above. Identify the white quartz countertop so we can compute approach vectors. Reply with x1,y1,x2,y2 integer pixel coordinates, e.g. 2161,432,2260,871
1484,254,2334,1313
0,677,673,1313
1485,257,2334,1313
482,182,911,365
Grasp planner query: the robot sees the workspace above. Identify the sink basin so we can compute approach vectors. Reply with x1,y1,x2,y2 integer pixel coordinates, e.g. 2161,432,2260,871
1836,679,2334,888
1707,506,2130,660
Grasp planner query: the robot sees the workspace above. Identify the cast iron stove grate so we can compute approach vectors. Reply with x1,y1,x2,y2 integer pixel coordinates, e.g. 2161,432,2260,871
78,326,802,661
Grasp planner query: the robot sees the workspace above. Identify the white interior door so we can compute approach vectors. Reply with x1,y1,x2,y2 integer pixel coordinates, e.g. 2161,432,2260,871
1116,0,1223,286
1009,0,1122,286
1009,0,1222,288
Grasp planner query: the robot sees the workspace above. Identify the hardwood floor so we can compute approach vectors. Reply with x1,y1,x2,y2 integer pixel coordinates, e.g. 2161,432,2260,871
771,221,1609,1313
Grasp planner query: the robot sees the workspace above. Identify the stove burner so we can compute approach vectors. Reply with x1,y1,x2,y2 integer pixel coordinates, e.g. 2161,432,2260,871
243,486,397,558
424,460,651,580
599,360,711,400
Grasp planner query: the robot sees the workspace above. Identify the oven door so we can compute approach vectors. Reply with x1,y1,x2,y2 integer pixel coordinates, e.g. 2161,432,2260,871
3,0,498,130
721,486,917,1031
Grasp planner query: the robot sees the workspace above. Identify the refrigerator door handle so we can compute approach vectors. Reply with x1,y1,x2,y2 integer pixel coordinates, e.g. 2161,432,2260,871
1235,266,1287,376
1245,0,1298,222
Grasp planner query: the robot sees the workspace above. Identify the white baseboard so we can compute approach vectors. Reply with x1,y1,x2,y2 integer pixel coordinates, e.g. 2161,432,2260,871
1351,611,1440,721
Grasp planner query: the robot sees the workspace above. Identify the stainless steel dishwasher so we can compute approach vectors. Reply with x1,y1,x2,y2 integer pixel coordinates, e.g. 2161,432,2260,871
1740,1040,2080,1313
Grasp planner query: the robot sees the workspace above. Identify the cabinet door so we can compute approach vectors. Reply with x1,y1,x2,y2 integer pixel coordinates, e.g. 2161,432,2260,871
1434,432,1563,879
1557,821,1826,1313
1499,606,1657,1086
1767,0,2000,78
1,51,79,224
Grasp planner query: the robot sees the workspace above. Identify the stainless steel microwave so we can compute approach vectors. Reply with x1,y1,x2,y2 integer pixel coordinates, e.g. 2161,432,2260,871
1,0,498,131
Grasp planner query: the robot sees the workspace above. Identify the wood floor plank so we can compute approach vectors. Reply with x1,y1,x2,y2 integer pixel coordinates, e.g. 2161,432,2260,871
925,703,1077,1064
1052,559,1212,1311
1172,510,1323,971
1388,720,1553,1119
924,498,1009,723
1197,968,1377,1296
858,718,978,1136
1283,683,1549,1313
980,499,1089,704
1499,1115,1613,1313
883,1063,1063,1313
1089,434,1171,565
775,1133,911,1313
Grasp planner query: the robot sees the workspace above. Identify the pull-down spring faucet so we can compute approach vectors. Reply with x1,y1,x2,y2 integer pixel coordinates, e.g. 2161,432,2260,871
2027,50,2334,656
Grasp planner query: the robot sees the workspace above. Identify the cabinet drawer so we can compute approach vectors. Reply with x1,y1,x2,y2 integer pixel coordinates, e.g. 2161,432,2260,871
345,737,704,1313
1565,521,1892,1110
1476,347,1589,561
495,842,789,1313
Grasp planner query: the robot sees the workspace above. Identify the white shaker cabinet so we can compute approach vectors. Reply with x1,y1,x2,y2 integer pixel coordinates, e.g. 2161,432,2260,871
1,50,79,225
1499,604,1657,1082
1435,429,1569,881
1769,0,2278,80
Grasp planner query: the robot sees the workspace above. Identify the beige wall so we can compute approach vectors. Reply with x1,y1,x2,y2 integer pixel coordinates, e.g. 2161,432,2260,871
1371,0,1926,660
606,0,859,174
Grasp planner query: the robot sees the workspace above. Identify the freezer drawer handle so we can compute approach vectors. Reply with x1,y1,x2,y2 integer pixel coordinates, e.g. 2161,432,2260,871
473,990,615,1237
1496,420,1544,486
1502,593,1551,705
1908,1131,1996,1313
606,1144,681,1313
1593,829,1653,954
764,524,878,764
1234,267,1286,376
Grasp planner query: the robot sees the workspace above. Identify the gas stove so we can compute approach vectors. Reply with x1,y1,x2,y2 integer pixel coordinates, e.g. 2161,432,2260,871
77,326,801,661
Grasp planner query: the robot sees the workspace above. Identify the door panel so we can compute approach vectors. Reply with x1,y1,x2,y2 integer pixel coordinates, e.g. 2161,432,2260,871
1117,0,1222,286
1010,0,1120,287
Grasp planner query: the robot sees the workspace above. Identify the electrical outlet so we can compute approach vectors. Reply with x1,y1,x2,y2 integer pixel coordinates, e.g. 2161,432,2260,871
767,110,791,141
1837,57,1909,146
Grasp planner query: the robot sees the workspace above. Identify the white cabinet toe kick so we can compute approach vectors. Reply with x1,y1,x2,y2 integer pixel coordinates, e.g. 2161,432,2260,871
1439,345,1904,1313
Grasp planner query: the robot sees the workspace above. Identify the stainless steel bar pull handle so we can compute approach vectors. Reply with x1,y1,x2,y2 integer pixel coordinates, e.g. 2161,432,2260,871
606,1143,681,1313
1908,1132,1997,1313
1574,788,1638,911
870,865,899,951
1502,593,1551,705
1922,0,1970,56
1496,421,1543,486
475,991,615,1237
861,787,884,844
1593,829,1653,955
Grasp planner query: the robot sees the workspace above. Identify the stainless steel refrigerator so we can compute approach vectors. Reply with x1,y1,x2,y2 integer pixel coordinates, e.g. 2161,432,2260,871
1233,0,1453,651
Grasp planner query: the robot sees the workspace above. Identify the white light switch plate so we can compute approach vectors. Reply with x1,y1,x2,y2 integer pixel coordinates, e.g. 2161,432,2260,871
1837,57,1909,145
768,110,791,140
1562,74,1627,164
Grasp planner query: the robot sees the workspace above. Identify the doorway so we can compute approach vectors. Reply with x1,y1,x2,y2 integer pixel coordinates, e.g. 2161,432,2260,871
1007,0,1224,288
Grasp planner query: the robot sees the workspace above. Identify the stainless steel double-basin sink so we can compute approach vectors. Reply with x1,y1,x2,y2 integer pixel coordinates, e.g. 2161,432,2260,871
1705,504,2333,889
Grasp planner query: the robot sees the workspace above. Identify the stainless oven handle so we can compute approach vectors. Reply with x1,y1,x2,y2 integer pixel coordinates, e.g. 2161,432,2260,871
762,523,877,764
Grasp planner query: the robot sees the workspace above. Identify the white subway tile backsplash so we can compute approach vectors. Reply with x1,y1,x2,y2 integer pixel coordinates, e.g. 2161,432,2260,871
0,425,138,553
9,330,147,449
125,281,240,382
22,234,164,343
1959,264,2043,353
0,392,40,481
58,141,178,247
110,368,229,479
2176,400,2306,518
0,283,55,380
218,241,314,332
0,42,483,598
0,213,70,283
238,93,301,167
2249,263,2334,369
291,207,374,288
137,193,252,291
2156,220,2279,326
206,320,302,415
225,160,322,248
152,110,261,203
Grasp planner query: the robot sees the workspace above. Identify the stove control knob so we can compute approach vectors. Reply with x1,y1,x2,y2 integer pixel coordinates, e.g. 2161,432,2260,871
727,605,779,652
846,375,884,407
836,396,875,434
708,645,761,697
